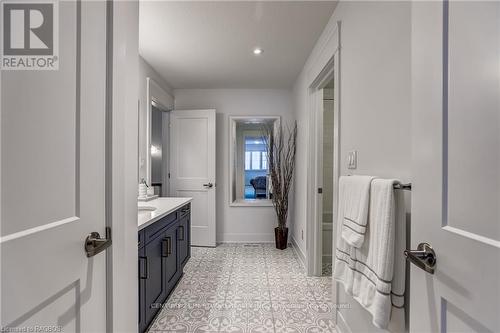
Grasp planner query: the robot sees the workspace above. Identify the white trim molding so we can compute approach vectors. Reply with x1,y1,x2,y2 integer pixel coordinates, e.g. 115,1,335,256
305,20,341,278
218,233,275,243
290,236,306,270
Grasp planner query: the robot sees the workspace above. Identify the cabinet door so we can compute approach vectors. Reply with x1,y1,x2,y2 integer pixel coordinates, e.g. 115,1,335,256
144,233,168,326
177,215,190,268
138,247,146,333
164,223,179,294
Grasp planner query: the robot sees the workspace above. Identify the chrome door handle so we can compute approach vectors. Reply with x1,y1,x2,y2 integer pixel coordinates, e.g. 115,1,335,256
404,242,436,274
203,182,214,188
85,227,112,257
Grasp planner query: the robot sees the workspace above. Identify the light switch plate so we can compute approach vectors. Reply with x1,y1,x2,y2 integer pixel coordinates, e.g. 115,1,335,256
347,151,357,169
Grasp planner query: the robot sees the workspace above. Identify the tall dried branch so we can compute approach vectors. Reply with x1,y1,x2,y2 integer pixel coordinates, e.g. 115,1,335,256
263,121,298,230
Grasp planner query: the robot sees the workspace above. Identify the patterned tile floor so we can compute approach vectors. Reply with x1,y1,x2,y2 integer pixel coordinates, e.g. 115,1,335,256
148,243,336,333
321,263,332,277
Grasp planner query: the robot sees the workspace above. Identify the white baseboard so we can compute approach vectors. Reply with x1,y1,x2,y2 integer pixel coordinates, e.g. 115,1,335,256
218,233,275,243
336,309,352,333
290,236,306,269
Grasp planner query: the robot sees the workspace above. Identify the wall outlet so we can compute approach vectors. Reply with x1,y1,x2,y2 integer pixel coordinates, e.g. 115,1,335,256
347,150,357,169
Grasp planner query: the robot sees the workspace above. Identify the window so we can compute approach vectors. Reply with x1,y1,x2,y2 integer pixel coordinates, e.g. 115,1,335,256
245,136,267,171
245,152,251,170
245,151,267,170
262,151,267,170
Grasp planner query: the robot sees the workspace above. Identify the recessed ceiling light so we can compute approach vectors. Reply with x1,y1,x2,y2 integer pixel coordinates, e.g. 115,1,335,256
253,47,263,55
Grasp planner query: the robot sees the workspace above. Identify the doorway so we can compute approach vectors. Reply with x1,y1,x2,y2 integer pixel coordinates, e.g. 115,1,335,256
305,21,341,279
321,80,335,275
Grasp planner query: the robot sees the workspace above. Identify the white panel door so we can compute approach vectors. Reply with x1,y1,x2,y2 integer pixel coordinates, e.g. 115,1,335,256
411,1,499,332
1,1,108,332
170,109,216,247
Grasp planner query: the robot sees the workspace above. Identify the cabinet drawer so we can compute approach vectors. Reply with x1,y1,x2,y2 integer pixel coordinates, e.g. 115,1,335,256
144,211,177,244
179,204,190,218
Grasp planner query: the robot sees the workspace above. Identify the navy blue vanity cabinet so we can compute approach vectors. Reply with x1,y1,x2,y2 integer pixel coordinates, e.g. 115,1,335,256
143,228,173,327
138,203,191,333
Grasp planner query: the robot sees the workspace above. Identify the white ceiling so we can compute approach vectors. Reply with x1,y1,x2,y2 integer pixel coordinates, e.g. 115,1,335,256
139,1,337,89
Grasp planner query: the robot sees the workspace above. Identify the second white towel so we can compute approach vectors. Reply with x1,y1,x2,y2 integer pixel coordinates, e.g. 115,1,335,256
340,175,375,248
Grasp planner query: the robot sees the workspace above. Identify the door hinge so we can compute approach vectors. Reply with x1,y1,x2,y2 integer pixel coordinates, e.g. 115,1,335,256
168,173,170,179
318,188,323,194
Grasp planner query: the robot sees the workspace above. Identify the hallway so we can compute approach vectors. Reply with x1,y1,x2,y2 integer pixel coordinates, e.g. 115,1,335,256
148,244,335,333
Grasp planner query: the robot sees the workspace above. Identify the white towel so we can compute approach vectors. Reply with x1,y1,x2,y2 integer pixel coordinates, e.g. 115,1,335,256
334,178,406,329
340,175,375,248
388,188,406,331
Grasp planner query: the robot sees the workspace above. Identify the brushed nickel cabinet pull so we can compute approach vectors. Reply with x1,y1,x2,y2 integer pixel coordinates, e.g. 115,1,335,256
162,237,171,257
178,226,184,241
139,257,148,279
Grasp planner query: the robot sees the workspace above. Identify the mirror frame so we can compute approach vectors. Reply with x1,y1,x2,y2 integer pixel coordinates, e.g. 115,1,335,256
145,77,172,186
228,115,280,207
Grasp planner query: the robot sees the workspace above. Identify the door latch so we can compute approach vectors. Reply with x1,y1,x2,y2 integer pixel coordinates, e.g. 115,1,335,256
85,227,112,258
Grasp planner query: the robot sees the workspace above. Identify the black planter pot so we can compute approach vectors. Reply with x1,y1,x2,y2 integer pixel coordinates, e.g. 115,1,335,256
274,227,288,250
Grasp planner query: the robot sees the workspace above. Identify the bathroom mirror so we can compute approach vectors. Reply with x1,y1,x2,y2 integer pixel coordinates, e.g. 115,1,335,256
148,103,169,196
229,116,280,206
144,77,173,197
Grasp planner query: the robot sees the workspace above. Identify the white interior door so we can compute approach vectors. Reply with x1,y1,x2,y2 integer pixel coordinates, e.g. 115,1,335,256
411,1,499,332
1,1,109,331
170,109,216,247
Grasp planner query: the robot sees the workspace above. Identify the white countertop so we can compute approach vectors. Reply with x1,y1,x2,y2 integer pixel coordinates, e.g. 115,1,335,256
138,197,192,230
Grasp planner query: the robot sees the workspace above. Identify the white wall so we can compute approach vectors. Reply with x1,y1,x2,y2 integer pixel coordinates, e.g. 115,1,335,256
292,1,411,332
138,56,173,182
174,89,294,243
111,1,140,332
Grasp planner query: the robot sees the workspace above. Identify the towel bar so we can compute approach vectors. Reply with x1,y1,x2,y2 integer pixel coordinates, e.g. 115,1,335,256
346,175,412,191
393,183,412,191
